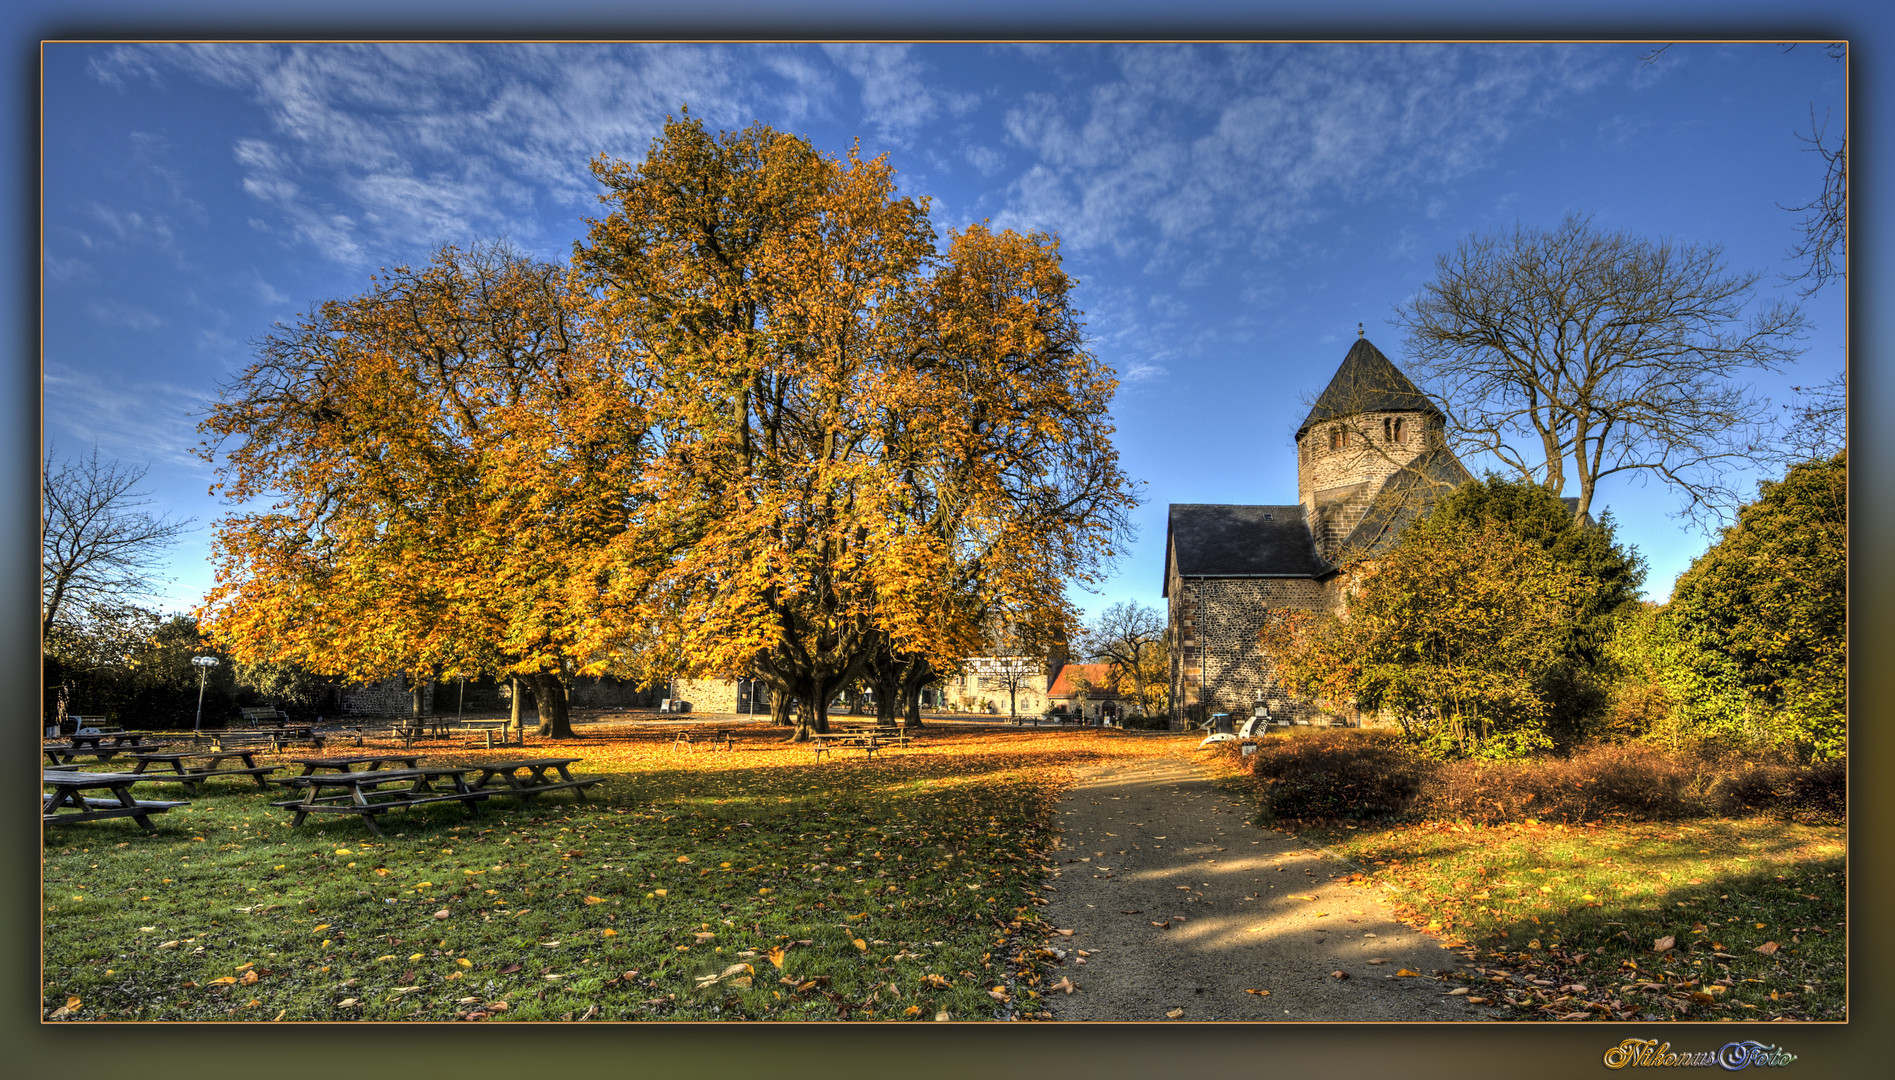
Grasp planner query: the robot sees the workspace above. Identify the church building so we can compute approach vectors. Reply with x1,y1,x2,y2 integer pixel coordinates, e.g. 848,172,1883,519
1163,337,1472,728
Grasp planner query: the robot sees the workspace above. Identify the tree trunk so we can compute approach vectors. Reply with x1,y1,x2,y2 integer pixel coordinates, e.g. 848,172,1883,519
788,676,834,742
900,661,933,728
529,671,574,738
509,676,523,730
769,692,795,727
873,669,901,726
410,675,426,718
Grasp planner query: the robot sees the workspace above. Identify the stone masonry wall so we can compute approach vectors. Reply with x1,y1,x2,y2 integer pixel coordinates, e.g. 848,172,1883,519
338,675,431,717
1297,412,1442,559
1169,568,1348,729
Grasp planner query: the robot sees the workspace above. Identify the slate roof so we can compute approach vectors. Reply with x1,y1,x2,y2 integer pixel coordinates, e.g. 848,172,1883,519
1296,338,1443,437
1163,504,1328,595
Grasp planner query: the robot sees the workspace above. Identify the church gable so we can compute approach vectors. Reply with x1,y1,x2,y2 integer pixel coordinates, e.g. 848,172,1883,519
1162,335,1469,729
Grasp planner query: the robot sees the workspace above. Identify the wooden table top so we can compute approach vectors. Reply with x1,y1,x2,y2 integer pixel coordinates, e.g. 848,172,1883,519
282,765,472,786
44,769,148,786
289,754,422,768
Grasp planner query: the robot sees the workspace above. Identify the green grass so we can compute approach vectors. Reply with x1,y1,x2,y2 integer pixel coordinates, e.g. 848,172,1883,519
42,736,1099,1021
1295,816,1846,1021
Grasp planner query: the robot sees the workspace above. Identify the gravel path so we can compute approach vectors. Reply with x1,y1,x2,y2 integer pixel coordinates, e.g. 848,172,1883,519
1040,752,1499,1022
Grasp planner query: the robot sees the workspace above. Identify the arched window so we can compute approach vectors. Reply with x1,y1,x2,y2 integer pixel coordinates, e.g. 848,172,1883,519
1383,417,1405,444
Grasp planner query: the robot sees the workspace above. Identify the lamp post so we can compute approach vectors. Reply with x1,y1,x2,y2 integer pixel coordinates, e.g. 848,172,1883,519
191,656,220,734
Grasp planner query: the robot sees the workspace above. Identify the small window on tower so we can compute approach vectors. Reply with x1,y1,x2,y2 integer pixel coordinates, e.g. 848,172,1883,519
1328,427,1342,452
1390,418,1406,443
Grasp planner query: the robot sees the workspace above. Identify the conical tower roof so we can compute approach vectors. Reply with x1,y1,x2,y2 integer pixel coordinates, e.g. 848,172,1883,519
1296,337,1442,437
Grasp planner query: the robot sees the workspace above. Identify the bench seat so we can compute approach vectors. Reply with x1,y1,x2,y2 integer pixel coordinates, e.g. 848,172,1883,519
44,796,189,826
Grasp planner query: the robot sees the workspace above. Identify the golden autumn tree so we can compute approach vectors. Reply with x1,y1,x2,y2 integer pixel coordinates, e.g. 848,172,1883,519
198,242,639,738
572,117,1134,739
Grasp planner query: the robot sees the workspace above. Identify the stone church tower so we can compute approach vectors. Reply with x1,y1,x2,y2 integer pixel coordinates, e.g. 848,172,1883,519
1162,336,1470,728
1294,336,1455,563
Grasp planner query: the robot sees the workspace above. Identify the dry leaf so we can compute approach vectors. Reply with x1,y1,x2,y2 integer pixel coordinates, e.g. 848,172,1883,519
1366,957,1392,964
922,974,952,989
1165,1007,1184,1019
693,932,716,944
1055,929,1074,936
1049,976,1077,994
240,970,259,986
1755,941,1780,955
766,946,788,969
1394,969,1424,977
1242,988,1271,996
584,896,606,905
1330,970,1349,980
48,996,81,1020
1653,935,1675,952
1446,987,1468,996
852,938,867,951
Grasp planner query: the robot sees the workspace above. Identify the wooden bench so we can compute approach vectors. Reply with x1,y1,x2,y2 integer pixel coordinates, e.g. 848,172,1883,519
44,770,189,832
467,757,604,802
271,767,487,836
239,706,291,726
125,750,281,793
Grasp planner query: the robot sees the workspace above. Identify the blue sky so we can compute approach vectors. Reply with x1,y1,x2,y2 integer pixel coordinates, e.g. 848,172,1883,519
41,40,1849,621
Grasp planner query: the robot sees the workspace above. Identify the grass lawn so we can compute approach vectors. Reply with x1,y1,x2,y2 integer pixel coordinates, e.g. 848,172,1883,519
42,726,1180,1022
1287,815,1846,1022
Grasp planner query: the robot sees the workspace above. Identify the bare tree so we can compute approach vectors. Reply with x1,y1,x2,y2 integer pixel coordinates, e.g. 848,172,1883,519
42,447,192,636
1396,213,1806,525
1078,601,1166,715
1641,43,1846,295
1769,371,1845,468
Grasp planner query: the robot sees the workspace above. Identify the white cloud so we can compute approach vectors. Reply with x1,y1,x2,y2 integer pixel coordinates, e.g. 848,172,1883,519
42,362,213,469
83,300,164,330
995,44,1611,262
96,44,753,268
1120,362,1169,383
821,44,976,148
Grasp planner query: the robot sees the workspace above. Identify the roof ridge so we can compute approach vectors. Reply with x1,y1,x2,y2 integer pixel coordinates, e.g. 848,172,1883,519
1296,338,1442,436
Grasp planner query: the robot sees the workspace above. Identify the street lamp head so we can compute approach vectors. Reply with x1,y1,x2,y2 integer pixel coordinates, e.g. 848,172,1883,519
192,656,219,669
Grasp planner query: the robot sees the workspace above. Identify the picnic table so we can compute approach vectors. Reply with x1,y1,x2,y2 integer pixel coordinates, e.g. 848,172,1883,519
281,753,423,781
44,770,189,832
124,750,281,793
271,766,487,836
811,731,883,761
669,725,739,751
45,731,172,760
460,718,519,749
386,716,457,747
211,726,322,752
467,757,603,802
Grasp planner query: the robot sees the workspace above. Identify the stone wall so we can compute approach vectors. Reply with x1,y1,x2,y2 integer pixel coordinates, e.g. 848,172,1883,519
338,675,431,717
1296,411,1441,561
1169,567,1343,729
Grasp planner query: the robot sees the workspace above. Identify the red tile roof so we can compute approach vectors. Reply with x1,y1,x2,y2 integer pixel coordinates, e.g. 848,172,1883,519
1048,663,1115,698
